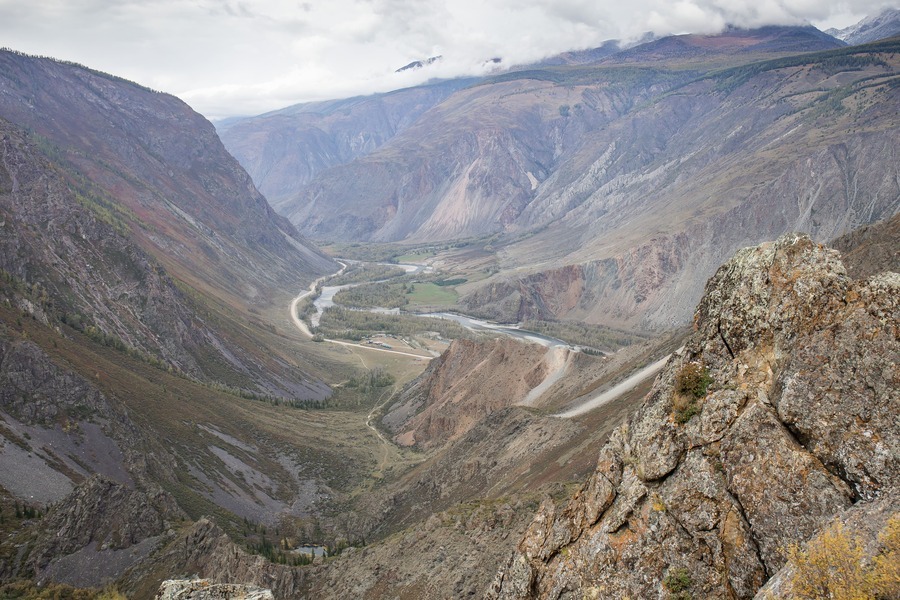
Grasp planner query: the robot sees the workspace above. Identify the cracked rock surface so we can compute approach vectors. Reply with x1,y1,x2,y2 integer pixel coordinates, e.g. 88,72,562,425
488,234,898,599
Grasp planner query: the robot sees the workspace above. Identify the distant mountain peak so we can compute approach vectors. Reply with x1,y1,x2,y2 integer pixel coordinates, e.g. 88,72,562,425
395,55,442,73
826,7,900,45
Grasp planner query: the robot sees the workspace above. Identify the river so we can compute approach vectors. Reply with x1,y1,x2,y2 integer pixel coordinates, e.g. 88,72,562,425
311,274,575,349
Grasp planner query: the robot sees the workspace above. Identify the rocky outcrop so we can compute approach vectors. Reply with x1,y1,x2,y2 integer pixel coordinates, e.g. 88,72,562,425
156,579,273,600
0,340,111,426
488,234,898,599
136,502,537,600
303,498,538,600
27,476,184,588
127,519,306,600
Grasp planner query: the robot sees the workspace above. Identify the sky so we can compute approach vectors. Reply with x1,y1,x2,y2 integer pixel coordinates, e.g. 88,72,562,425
0,1,896,119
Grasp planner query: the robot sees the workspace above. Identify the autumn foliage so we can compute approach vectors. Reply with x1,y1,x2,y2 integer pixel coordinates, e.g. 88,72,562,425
787,514,899,600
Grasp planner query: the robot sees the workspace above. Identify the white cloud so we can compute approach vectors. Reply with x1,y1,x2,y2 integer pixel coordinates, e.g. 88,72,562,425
0,0,895,118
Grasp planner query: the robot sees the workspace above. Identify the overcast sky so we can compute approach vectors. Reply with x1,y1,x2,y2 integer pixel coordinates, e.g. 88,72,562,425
0,1,895,119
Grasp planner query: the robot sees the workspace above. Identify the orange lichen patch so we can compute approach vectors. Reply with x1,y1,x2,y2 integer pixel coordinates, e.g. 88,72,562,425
607,525,640,561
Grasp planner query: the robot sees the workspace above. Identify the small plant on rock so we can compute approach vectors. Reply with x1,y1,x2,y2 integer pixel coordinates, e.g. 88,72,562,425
663,567,693,600
672,362,712,424
675,362,712,399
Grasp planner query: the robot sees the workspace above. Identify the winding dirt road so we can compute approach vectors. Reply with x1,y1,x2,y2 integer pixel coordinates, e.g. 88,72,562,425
555,354,671,418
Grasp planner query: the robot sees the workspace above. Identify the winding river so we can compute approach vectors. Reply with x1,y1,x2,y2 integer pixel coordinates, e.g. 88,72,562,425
310,261,574,349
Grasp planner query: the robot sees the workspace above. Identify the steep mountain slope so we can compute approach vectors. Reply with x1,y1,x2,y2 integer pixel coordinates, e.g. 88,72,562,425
0,120,244,382
831,212,900,278
274,27,846,243
216,79,474,211
0,50,338,397
0,50,334,308
466,38,900,330
489,234,898,599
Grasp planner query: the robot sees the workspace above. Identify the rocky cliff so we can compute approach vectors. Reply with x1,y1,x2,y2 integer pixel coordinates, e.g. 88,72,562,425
488,234,898,599
382,338,583,448
29,476,183,588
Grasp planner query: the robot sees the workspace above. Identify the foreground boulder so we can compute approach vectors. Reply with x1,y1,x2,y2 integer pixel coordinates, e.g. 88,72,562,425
489,234,898,599
156,579,273,600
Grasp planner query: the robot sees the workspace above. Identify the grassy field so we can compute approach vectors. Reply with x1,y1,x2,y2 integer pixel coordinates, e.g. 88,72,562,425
519,319,652,353
406,282,458,307
327,263,407,286
393,249,437,263
316,306,475,341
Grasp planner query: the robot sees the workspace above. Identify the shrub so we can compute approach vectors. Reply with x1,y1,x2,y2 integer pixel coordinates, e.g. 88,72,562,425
672,362,712,424
674,403,702,425
663,567,693,599
787,515,899,600
675,362,712,399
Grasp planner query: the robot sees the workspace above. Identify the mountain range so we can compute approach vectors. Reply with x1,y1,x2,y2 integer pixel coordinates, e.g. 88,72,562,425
220,25,900,333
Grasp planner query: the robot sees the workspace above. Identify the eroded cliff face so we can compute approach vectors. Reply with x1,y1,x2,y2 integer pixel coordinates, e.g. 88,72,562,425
489,234,898,599
382,338,572,448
